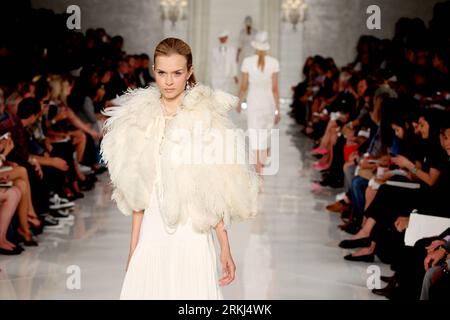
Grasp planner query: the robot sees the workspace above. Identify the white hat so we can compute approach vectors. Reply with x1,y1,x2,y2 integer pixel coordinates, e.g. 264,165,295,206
244,16,253,26
218,30,229,38
251,31,270,51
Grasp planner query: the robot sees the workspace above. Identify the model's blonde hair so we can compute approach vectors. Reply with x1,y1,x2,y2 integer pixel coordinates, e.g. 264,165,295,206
154,38,197,86
257,50,266,71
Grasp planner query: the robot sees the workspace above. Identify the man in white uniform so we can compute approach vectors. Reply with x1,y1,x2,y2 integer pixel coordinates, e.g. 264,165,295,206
237,16,258,66
210,30,238,93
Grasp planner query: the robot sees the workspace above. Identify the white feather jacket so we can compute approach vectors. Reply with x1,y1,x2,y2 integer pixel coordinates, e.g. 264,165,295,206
100,83,260,233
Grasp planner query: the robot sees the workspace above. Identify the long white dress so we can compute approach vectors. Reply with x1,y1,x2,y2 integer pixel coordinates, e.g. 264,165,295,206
241,54,280,150
119,112,224,300
120,182,223,300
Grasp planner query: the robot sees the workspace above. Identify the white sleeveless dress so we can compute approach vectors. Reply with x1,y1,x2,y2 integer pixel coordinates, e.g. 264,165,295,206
119,184,224,300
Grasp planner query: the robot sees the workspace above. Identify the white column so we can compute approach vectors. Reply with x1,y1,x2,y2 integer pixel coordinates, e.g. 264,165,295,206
279,16,305,99
187,0,211,83
260,0,281,59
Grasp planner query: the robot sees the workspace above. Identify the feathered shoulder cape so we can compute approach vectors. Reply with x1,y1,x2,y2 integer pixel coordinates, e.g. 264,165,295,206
100,83,259,232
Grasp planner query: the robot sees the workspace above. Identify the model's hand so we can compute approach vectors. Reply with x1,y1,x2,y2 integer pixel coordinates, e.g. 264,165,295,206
219,249,236,286
274,113,281,125
236,103,242,114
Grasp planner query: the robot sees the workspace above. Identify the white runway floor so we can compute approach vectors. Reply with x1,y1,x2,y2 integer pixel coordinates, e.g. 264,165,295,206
0,102,390,299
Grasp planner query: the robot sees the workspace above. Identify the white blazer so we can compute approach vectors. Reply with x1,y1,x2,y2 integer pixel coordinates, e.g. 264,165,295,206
210,45,238,91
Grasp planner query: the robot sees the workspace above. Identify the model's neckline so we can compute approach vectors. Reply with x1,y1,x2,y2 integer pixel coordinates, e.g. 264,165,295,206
159,96,184,119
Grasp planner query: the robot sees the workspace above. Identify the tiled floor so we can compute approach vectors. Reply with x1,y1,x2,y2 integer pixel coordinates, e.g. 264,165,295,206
0,102,391,299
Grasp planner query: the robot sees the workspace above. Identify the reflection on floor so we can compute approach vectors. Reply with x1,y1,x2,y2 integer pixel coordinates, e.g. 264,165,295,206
0,102,390,299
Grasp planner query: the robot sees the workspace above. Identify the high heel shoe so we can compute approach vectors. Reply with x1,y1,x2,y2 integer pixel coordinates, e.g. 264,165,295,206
30,223,44,236
28,217,44,236
16,229,38,247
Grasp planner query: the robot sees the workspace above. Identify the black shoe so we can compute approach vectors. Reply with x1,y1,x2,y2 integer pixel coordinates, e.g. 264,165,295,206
0,247,23,255
339,237,371,249
73,192,84,199
24,239,38,246
30,223,44,236
320,177,343,188
14,245,25,253
328,179,343,189
16,233,38,247
372,279,399,298
340,221,361,235
341,210,351,220
344,253,374,262
319,177,332,187
381,275,396,283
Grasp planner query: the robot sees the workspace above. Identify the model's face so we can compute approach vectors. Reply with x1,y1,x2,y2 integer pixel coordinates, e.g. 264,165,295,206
392,124,405,139
153,53,193,100
357,79,368,96
441,128,450,156
418,116,430,139
101,71,112,84
119,63,129,75
128,58,136,69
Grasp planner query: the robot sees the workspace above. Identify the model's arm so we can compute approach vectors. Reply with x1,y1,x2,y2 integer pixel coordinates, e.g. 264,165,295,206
126,210,144,271
237,72,249,113
236,48,241,63
272,72,280,124
214,219,236,286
